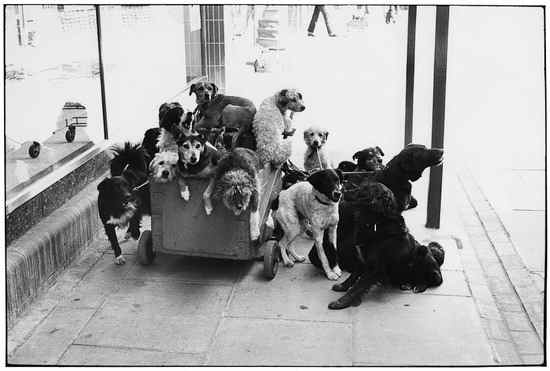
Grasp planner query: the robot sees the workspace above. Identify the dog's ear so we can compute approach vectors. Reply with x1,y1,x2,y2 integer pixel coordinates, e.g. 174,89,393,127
416,244,429,257
183,112,194,129
375,146,385,156
352,151,362,161
189,83,196,96
428,242,445,266
158,103,170,122
210,83,218,96
297,92,303,100
97,177,111,192
278,89,289,106
306,170,324,190
323,131,329,141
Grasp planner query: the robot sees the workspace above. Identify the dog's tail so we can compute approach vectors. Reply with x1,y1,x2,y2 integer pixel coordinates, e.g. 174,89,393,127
109,142,147,176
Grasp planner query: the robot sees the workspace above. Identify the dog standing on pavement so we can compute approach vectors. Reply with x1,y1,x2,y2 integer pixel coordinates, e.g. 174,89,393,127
273,169,344,280
97,142,151,265
303,125,331,172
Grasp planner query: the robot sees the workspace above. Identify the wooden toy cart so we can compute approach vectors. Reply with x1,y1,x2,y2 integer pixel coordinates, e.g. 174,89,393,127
137,167,283,279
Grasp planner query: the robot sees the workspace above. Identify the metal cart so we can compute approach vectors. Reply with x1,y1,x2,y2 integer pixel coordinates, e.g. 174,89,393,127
137,167,284,279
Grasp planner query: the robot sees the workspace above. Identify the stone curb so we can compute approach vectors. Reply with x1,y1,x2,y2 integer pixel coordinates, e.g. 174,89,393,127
7,176,106,329
457,172,545,356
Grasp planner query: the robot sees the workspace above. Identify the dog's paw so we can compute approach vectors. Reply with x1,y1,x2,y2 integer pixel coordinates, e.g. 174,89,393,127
250,228,260,242
204,204,213,216
180,189,190,201
333,265,342,277
283,259,294,268
326,271,339,281
294,255,306,263
114,255,126,265
265,214,275,229
413,284,428,293
400,283,413,291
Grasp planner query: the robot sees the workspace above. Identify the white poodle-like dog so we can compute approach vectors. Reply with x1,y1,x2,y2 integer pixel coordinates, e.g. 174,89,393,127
253,89,305,170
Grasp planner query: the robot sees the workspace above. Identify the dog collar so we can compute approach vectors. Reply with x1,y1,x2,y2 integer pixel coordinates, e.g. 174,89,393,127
315,195,332,206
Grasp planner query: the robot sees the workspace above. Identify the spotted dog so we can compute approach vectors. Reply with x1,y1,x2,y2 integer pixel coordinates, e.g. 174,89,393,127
273,169,344,280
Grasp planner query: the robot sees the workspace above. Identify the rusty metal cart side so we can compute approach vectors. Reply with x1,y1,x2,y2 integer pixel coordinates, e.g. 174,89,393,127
137,166,282,279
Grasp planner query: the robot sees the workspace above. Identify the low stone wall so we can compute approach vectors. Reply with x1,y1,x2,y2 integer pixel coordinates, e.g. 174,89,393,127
7,176,105,329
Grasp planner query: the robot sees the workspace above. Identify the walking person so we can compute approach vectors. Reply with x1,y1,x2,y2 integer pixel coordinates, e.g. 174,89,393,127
307,5,336,37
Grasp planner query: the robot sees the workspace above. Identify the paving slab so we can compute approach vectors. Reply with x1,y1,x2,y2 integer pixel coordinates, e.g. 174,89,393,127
352,294,495,366
126,253,248,285
229,261,353,323
8,307,96,365
73,280,231,353
57,254,136,309
58,344,205,366
206,317,352,366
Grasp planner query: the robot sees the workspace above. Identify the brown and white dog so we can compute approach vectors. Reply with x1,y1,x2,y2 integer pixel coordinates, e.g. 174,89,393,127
273,169,344,280
177,132,221,206
303,125,332,172
209,147,262,240
253,89,306,169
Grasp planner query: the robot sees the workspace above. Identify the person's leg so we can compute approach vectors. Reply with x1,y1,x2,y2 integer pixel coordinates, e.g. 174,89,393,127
319,5,335,36
307,5,321,35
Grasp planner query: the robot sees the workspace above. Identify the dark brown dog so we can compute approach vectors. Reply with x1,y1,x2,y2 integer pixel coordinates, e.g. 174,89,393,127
353,146,385,171
190,82,256,149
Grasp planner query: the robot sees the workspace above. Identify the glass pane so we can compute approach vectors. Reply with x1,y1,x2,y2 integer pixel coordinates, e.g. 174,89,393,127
99,5,196,143
5,5,104,198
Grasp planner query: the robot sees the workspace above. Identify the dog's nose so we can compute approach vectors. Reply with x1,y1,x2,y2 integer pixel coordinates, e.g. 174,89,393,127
190,156,197,163
332,191,342,200
162,170,169,178
312,141,319,147
298,105,305,112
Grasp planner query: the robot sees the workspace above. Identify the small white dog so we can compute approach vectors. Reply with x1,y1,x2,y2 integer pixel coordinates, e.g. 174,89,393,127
149,151,179,183
303,125,332,172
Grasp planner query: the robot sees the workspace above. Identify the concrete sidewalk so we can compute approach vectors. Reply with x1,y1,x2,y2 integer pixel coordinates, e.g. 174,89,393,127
10,167,541,366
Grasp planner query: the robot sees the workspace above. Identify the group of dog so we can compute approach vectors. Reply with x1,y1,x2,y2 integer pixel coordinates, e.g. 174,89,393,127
97,82,306,265
96,81,446,310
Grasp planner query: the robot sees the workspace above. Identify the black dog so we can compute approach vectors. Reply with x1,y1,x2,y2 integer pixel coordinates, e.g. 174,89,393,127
328,214,445,309
353,146,385,171
97,143,151,265
141,102,194,159
344,144,444,211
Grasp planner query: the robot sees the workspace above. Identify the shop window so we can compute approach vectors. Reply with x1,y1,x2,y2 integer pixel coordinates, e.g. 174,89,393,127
5,5,105,200
98,5,200,143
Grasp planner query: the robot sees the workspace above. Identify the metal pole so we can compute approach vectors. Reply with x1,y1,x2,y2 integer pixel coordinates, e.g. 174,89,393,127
404,5,417,146
95,5,109,140
426,5,449,229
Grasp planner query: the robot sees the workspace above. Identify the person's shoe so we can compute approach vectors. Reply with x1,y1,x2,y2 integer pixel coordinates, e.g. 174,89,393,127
307,32,315,37
329,33,337,37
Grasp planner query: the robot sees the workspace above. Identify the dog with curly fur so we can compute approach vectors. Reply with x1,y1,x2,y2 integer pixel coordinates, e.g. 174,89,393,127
253,89,305,170
149,151,179,183
303,125,332,172
207,148,262,241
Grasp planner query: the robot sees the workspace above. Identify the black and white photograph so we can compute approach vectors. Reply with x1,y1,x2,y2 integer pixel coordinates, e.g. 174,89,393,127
5,2,546,366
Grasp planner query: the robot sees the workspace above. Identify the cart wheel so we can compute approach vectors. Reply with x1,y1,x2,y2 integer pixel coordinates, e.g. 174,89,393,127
263,240,280,280
137,230,155,265
28,141,41,158
65,127,76,143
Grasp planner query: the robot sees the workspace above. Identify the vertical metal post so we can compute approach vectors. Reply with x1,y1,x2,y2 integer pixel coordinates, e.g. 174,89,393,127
404,5,417,146
426,5,449,229
95,5,109,140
